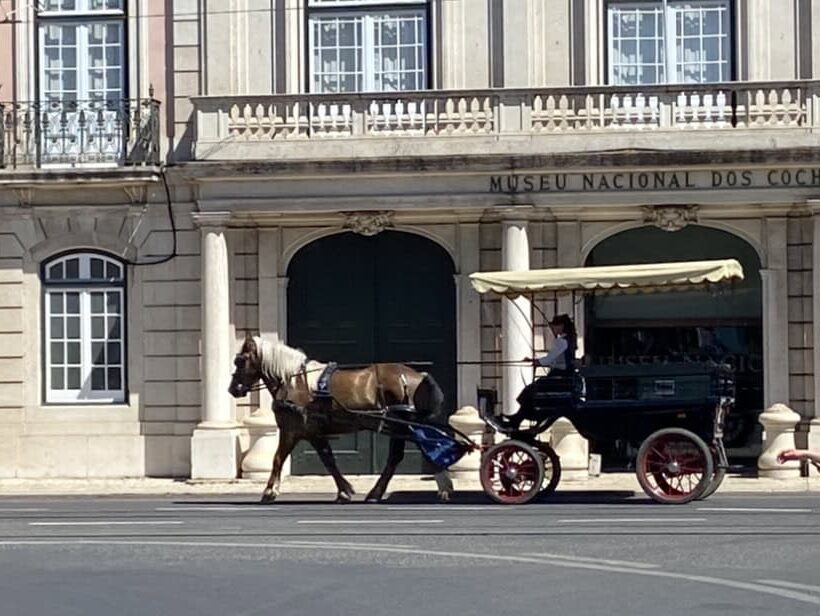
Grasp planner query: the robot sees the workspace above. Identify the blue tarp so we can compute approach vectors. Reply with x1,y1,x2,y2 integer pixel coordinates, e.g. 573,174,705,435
410,425,466,469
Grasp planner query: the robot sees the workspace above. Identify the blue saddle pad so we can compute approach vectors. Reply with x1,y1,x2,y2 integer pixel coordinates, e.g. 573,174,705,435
314,363,338,398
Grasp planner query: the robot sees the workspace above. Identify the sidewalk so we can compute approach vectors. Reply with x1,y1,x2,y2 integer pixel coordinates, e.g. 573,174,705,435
0,473,817,497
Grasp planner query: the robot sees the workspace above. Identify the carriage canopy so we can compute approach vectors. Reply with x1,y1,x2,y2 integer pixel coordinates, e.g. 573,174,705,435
468,259,744,299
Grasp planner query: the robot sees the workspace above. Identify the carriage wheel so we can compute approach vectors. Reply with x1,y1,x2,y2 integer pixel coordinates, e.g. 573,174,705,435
534,442,562,497
636,428,713,505
698,447,727,501
480,441,545,505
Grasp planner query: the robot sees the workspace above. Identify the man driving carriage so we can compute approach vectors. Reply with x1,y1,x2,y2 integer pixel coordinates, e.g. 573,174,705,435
500,313,578,430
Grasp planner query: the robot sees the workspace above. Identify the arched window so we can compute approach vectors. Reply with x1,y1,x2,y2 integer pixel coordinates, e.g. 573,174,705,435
42,252,126,403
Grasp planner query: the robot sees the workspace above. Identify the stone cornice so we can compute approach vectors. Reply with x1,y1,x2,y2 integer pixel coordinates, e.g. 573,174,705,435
172,147,820,181
0,167,162,188
191,211,233,228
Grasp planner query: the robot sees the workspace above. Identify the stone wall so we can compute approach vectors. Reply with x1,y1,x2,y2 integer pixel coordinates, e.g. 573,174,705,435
787,214,815,442
0,231,24,477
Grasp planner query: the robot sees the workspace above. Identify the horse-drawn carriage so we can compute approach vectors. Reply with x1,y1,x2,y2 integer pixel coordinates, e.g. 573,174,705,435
229,259,742,505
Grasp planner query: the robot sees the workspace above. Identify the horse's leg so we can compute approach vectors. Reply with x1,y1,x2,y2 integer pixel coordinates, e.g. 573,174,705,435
261,430,298,504
433,470,454,502
365,438,405,503
309,437,355,504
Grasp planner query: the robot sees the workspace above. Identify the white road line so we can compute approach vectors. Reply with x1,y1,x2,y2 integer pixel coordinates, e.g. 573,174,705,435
284,540,415,549
384,506,499,511
1,540,819,607
524,552,658,570
297,519,443,525
28,521,184,527
757,580,820,594
698,507,812,513
155,507,277,512
0,508,49,513
557,517,708,524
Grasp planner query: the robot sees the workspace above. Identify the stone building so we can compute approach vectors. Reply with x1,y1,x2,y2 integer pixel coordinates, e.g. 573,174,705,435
0,0,818,479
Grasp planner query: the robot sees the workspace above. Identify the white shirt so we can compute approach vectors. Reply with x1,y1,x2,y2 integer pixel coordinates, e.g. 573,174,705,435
536,335,568,370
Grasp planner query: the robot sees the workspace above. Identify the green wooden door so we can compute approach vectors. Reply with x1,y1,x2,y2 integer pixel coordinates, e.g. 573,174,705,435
287,231,456,475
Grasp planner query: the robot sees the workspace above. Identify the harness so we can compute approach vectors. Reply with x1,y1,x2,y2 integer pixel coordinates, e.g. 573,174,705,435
313,362,338,398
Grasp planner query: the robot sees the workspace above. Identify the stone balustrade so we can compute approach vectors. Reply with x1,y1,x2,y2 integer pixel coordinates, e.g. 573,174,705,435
192,80,820,161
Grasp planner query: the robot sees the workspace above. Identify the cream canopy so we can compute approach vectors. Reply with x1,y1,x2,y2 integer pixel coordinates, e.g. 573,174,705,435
469,259,744,299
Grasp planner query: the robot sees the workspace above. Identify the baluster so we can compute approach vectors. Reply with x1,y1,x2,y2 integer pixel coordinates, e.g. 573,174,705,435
702,93,714,127
611,94,622,128
623,95,633,127
676,92,687,127
715,91,727,126
635,93,646,127
648,95,659,126
532,95,543,131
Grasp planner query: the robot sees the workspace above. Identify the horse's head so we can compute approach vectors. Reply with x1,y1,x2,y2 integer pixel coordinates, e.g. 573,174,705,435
228,333,266,398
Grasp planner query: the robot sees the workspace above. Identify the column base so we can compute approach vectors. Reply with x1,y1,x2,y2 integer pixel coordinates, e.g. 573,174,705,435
190,427,242,480
551,417,589,481
241,413,280,480
808,418,820,477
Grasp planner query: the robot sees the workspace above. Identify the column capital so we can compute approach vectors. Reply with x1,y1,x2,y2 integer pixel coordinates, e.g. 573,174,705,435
193,211,233,229
497,205,536,223
807,200,820,216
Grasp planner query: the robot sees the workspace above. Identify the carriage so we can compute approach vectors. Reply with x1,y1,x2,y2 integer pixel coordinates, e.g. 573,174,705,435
371,258,742,505
230,258,742,505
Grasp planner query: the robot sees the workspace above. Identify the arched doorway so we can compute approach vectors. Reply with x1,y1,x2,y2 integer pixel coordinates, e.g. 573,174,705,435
287,230,457,475
585,225,763,463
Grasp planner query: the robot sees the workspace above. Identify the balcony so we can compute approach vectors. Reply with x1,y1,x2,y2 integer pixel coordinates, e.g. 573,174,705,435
0,97,160,171
191,80,820,163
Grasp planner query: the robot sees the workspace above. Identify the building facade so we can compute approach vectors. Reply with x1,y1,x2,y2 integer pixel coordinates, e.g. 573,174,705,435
0,0,818,479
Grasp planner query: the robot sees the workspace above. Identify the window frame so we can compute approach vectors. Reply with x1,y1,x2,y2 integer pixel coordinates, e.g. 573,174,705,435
604,0,736,85
306,0,431,93
41,251,128,405
36,0,129,104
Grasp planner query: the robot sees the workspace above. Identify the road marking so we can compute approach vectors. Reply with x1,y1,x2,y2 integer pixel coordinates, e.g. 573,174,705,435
297,519,442,525
557,517,707,524
1,540,819,607
155,507,277,512
0,508,49,513
384,506,499,511
757,579,820,594
284,540,415,549
698,507,812,513
28,521,184,527
524,552,658,570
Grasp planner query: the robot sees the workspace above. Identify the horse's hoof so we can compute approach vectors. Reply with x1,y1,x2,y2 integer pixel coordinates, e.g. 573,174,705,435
335,491,354,504
260,489,278,504
437,490,451,503
364,492,382,503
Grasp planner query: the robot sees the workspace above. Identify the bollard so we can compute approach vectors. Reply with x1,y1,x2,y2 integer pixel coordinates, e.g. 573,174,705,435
757,403,801,478
448,406,485,479
551,417,589,481
241,410,279,480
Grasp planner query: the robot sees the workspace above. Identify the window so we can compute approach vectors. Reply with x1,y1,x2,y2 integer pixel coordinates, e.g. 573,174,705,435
308,0,427,93
43,253,126,404
37,0,126,164
607,1,732,85
39,0,125,103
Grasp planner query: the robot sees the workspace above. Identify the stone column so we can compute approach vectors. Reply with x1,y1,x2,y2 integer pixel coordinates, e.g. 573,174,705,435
500,217,532,417
191,213,241,479
457,223,481,409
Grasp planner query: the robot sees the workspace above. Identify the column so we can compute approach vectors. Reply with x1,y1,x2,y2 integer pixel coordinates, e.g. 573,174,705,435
457,223,481,408
761,217,790,408
500,218,531,417
191,213,241,479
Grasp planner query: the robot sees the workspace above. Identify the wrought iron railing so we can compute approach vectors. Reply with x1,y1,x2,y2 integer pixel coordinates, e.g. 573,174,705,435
0,96,160,169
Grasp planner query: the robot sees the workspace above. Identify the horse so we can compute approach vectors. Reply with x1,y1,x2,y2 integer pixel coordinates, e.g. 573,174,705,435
228,333,455,503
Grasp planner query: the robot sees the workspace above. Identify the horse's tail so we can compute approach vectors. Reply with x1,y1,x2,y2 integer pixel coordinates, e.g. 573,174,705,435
412,372,448,426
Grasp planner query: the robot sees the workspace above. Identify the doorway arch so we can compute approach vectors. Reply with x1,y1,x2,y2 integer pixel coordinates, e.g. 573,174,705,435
585,225,763,459
287,230,457,475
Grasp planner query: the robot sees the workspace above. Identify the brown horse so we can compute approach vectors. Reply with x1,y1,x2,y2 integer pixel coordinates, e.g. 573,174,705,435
228,334,455,503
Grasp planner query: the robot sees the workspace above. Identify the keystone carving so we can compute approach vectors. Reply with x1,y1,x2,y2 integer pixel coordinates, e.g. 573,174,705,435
642,205,699,232
343,211,394,236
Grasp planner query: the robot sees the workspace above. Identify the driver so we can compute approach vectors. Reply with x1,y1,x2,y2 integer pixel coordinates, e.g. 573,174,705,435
501,314,577,430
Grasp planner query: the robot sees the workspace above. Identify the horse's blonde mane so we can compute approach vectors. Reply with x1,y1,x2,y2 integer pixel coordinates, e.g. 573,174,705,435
255,335,307,382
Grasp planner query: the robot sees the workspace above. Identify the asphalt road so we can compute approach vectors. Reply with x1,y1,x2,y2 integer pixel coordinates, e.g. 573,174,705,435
0,491,818,616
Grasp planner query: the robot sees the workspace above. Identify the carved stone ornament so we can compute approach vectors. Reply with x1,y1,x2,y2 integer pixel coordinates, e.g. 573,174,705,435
342,211,394,236
642,205,699,232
